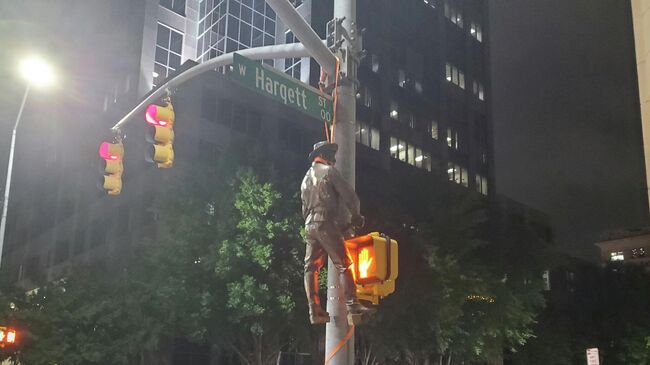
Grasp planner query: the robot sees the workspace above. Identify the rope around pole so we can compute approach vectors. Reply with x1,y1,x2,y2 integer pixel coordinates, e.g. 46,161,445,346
330,57,341,143
324,324,355,365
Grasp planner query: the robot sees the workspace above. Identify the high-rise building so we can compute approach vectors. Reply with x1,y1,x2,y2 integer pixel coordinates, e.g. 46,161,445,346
1,0,493,293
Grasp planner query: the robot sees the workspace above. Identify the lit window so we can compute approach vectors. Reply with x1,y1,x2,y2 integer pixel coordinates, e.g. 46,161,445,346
389,101,399,120
610,251,624,261
444,1,463,29
390,137,430,171
447,127,459,150
431,120,439,140
475,174,488,195
408,113,416,129
445,62,465,90
447,162,468,186
362,86,373,108
632,247,647,258
356,122,380,151
398,69,407,87
470,22,483,42
371,54,380,73
473,80,485,101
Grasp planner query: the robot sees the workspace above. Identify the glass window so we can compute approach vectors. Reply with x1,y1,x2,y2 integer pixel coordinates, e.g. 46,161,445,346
610,251,624,261
407,145,415,165
431,120,439,139
389,101,399,120
390,137,400,158
398,69,406,87
371,54,380,72
154,23,183,88
370,127,380,150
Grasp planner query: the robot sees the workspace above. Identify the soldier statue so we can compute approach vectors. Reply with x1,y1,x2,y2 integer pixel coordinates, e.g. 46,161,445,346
301,141,376,325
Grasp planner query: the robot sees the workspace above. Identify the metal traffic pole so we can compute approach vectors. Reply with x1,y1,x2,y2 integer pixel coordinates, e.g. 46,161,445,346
326,0,359,364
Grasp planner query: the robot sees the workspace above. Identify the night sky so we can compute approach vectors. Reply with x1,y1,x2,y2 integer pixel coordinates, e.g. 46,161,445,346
490,0,649,260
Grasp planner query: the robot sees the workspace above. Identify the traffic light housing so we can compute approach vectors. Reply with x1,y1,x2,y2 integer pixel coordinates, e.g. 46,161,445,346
98,141,124,195
0,326,17,347
345,232,398,304
144,101,175,168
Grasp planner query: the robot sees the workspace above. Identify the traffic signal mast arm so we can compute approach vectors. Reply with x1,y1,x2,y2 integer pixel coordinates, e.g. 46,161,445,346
111,42,334,133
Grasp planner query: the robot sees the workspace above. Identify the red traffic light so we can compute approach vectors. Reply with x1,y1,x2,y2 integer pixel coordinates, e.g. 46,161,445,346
99,142,123,161
145,104,174,127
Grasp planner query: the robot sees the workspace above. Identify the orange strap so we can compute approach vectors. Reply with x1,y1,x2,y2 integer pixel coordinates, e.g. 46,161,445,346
330,57,341,143
318,57,341,144
324,324,355,365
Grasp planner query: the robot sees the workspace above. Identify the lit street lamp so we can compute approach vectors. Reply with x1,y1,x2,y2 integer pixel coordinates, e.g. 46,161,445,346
0,56,55,268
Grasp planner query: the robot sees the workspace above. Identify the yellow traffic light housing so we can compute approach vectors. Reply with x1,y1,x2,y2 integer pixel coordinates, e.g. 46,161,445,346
145,101,175,168
345,232,399,304
98,141,124,195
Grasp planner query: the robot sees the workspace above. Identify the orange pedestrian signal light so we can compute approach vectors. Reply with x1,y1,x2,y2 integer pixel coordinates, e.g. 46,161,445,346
0,327,17,346
6,330,15,343
345,232,398,304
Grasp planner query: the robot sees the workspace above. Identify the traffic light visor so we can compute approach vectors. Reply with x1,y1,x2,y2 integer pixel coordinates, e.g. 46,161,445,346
99,142,124,161
146,104,175,127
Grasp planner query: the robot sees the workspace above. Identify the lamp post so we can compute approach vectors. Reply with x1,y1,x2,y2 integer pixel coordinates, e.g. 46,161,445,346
0,57,55,268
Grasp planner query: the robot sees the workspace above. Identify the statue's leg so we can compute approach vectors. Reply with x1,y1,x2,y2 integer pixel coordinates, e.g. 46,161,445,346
304,225,330,324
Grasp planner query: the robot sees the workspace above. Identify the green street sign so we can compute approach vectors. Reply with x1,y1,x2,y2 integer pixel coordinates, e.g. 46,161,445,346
230,53,334,124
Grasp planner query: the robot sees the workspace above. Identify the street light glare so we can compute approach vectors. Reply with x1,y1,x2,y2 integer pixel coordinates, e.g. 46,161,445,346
20,57,55,87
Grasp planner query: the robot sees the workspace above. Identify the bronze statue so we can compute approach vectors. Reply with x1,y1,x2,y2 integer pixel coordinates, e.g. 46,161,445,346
301,141,375,325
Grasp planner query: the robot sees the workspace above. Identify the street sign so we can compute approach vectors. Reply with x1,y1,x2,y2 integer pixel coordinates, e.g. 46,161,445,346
586,348,600,365
230,53,334,124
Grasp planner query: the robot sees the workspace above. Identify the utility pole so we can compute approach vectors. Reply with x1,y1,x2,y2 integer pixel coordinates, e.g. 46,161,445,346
109,1,361,363
326,0,359,364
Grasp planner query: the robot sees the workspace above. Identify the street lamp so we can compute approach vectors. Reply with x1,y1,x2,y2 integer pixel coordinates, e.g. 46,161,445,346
0,56,55,268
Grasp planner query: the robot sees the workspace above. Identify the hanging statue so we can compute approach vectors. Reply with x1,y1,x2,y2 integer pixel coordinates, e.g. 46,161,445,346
300,141,375,325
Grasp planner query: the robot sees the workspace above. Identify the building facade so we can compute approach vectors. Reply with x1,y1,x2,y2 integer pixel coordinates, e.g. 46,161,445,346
631,0,650,212
2,0,494,293
595,228,650,266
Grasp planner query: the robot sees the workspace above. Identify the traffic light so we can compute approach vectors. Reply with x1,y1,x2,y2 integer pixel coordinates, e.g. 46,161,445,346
98,141,124,195
0,327,17,347
144,100,175,168
345,232,398,304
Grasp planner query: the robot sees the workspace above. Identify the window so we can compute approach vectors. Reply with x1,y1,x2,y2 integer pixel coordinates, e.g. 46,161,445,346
447,127,459,150
445,62,465,89
542,270,551,291
447,162,468,187
389,101,399,120
430,120,439,140
154,23,183,87
444,1,463,28
610,251,624,261
398,69,407,87
404,112,416,129
470,22,483,42
473,80,485,101
284,30,301,79
371,54,380,73
632,247,647,258
356,122,380,150
160,0,186,16
475,174,488,195
390,137,431,171
359,85,373,108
